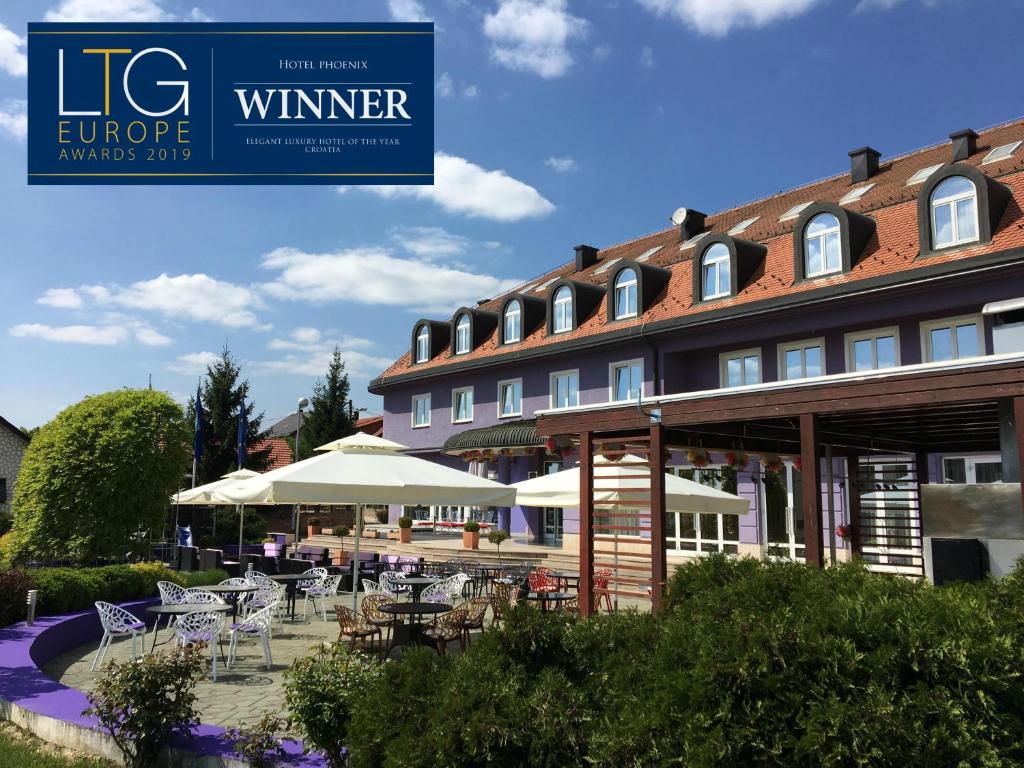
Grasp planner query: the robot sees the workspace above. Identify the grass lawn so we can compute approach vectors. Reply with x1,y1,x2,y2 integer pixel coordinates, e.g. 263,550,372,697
0,723,114,768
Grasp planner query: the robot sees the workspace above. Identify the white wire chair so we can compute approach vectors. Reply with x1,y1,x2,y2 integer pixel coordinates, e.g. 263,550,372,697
244,580,287,632
174,610,226,681
92,602,146,671
379,571,411,598
227,604,275,671
244,569,268,583
302,575,342,621
422,573,470,604
183,589,227,605
361,579,389,597
297,567,329,592
156,581,188,631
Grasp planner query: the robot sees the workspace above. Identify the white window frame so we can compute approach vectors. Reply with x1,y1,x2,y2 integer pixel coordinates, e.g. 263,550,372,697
777,338,826,381
930,176,979,249
415,325,430,363
613,269,638,320
940,454,1003,484
701,243,731,300
844,327,901,372
549,369,580,409
411,393,431,429
920,314,985,362
451,386,474,424
803,212,842,277
666,465,742,555
608,359,644,403
497,378,523,419
503,301,521,344
719,348,762,388
552,286,573,334
454,314,471,355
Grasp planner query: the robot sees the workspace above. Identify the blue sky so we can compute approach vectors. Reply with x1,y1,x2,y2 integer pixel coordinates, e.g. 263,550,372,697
0,0,1020,429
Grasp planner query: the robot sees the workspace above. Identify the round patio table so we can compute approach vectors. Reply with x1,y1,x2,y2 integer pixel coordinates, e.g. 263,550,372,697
201,584,258,622
378,601,452,651
399,576,440,601
525,591,575,612
270,573,318,621
145,603,230,651
546,571,581,591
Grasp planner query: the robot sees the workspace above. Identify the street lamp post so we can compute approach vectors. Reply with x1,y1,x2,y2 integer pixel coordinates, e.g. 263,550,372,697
292,397,308,555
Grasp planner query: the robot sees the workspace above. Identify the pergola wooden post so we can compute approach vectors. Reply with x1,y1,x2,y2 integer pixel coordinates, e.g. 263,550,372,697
578,430,594,617
846,452,863,560
800,413,824,567
1014,397,1024,512
650,423,667,612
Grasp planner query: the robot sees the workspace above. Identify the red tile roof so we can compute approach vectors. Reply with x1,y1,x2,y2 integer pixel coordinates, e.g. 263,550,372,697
355,415,383,437
253,437,293,471
374,118,1024,386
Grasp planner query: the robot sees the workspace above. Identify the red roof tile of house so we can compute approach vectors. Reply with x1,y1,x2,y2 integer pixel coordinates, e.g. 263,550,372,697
253,437,293,471
355,415,383,437
373,118,1024,387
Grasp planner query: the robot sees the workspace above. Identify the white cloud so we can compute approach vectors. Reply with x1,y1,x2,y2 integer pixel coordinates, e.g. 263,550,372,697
592,44,612,60
166,351,220,375
291,327,322,345
640,45,655,67
44,0,210,22
0,24,26,78
389,225,472,258
261,246,523,314
545,155,577,173
483,0,588,78
0,100,27,140
257,329,389,378
436,72,454,98
635,0,822,36
357,151,555,221
9,317,170,346
387,0,431,21
37,287,83,309
462,84,480,99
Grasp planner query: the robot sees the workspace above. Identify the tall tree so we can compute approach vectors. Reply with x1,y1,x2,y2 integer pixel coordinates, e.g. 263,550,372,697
187,346,269,484
299,347,355,458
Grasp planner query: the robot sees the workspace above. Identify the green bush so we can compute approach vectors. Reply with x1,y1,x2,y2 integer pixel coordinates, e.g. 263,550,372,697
462,520,480,533
183,568,230,588
0,569,38,627
337,556,1024,768
397,516,412,529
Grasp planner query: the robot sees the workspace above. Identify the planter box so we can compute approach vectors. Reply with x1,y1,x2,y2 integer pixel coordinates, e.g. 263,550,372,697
307,525,322,537
462,531,480,549
399,527,412,544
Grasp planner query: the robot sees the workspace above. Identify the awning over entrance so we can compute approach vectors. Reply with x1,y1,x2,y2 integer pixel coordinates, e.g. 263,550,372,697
442,419,544,455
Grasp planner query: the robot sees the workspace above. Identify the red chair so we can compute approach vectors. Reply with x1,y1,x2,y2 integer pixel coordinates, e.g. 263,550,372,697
528,567,557,594
593,568,613,612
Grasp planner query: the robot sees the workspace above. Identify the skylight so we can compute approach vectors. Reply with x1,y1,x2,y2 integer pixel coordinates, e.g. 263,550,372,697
779,202,812,222
982,141,1022,165
727,217,758,235
906,164,942,185
519,283,537,293
534,277,560,292
635,246,663,263
839,184,875,205
679,232,709,250
593,257,621,274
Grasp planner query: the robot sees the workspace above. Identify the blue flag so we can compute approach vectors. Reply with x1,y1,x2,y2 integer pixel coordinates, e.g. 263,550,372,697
193,385,205,460
237,397,249,469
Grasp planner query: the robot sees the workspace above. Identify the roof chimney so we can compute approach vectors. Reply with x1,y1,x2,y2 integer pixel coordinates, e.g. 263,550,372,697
574,244,598,271
671,208,706,242
949,128,978,162
848,146,881,183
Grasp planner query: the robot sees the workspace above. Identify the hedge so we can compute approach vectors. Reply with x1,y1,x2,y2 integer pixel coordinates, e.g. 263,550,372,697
0,563,230,627
337,556,1024,768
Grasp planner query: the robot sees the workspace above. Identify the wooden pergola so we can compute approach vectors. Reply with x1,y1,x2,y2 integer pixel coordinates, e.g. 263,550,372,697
536,356,1024,616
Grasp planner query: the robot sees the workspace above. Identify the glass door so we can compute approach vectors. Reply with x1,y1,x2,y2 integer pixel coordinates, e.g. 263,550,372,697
762,463,805,560
543,508,564,545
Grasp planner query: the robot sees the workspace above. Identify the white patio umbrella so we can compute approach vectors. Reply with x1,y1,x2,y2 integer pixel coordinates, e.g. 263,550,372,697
512,455,750,515
214,432,517,610
170,469,267,558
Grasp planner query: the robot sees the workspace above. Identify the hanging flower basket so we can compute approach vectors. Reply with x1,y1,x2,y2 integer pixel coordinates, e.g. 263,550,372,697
836,524,852,540
793,456,803,472
544,437,559,453
760,455,785,474
724,451,749,471
687,448,711,469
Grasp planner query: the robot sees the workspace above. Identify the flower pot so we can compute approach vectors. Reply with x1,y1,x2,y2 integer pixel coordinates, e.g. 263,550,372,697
307,525,322,537
399,527,412,544
462,530,480,549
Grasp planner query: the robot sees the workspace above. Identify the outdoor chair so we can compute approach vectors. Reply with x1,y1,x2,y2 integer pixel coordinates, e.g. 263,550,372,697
422,606,468,656
183,589,227,605
227,604,275,671
174,610,226,681
243,580,286,632
593,568,614,613
218,577,253,609
244,569,268,583
156,580,188,631
361,579,389,597
528,567,558,594
302,574,342,621
397,556,420,574
92,602,146,671
379,571,411,598
488,581,519,626
360,594,403,657
297,567,328,591
459,596,489,647
334,605,383,656
422,573,469,604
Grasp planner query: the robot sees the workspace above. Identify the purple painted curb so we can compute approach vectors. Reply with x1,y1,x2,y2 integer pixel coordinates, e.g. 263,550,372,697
0,599,326,767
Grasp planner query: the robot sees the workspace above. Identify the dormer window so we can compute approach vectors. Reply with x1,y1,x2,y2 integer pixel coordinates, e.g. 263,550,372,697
415,324,430,363
553,286,573,333
701,243,730,300
613,268,638,319
804,212,842,277
454,313,471,354
503,300,521,343
930,176,978,249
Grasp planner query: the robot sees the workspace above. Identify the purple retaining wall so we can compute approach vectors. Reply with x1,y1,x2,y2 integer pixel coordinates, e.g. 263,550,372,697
0,600,325,767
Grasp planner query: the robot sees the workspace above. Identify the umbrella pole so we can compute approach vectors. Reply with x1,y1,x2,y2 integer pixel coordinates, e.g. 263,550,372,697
237,504,244,562
351,503,362,614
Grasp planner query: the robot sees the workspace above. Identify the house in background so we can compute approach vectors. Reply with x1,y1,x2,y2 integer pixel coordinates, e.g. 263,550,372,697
370,119,1024,588
0,416,29,518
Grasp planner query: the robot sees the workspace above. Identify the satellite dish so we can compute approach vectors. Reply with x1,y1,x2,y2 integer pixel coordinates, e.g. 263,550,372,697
670,207,689,226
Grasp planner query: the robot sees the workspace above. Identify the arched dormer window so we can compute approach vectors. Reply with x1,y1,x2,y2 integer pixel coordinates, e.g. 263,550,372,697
415,324,430,363
454,314,471,354
804,212,842,277
930,176,978,249
701,243,730,300
613,268,638,319
503,300,522,343
552,286,573,334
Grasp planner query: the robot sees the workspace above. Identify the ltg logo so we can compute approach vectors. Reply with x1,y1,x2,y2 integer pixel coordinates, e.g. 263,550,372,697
58,47,190,117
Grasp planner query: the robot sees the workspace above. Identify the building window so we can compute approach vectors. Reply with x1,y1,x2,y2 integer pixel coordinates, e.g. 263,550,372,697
498,379,522,418
552,286,573,333
942,455,1003,484
610,360,643,402
701,243,731,300
452,387,473,423
550,370,579,409
804,212,841,277
613,268,638,320
411,394,431,428
667,466,740,554
719,348,761,388
930,176,979,249
415,325,430,363
845,328,900,372
454,314,471,355
921,316,983,362
778,339,825,380
503,301,521,343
